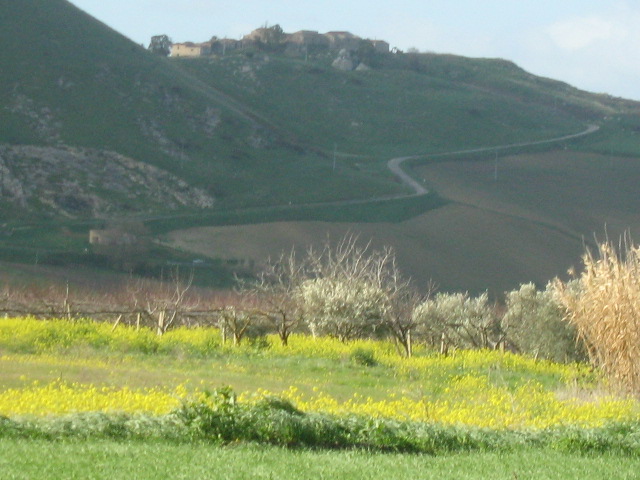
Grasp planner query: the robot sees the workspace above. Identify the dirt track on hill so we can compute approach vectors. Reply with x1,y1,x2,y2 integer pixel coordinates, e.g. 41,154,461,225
387,124,600,196
164,125,623,293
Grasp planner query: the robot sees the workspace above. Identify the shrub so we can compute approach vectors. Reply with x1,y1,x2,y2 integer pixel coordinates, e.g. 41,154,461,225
350,347,378,367
3,400,640,456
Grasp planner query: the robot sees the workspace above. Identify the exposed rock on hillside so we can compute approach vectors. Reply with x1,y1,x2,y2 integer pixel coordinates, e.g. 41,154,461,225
0,145,214,218
332,49,354,71
8,93,63,144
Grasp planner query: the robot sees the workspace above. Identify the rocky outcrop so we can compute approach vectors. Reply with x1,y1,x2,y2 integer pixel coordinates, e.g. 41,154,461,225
0,145,215,218
332,49,354,71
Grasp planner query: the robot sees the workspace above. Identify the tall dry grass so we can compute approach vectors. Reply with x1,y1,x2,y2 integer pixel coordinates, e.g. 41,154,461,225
554,241,640,394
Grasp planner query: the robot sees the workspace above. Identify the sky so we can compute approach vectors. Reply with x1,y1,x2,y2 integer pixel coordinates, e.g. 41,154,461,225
68,0,640,101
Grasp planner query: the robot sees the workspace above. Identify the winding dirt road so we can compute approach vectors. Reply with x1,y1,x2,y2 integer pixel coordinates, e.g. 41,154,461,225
388,124,600,196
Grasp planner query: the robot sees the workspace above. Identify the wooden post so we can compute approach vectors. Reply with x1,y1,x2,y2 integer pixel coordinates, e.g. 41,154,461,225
111,314,123,332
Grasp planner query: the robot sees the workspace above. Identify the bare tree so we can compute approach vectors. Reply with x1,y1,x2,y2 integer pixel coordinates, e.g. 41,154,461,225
385,279,432,357
213,292,262,346
246,249,308,346
131,268,195,335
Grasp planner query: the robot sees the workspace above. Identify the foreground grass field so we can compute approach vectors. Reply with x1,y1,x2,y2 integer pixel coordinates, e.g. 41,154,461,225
2,441,639,480
1,318,639,476
1,318,638,427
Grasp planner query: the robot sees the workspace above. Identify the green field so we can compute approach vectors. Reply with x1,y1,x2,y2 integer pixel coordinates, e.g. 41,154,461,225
1,441,638,480
1,318,639,478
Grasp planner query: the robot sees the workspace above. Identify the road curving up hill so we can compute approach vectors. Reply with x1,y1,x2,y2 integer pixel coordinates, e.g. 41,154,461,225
388,124,600,196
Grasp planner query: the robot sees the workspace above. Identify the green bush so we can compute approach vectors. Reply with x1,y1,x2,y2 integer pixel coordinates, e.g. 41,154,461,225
2,397,640,456
412,292,500,351
350,348,378,367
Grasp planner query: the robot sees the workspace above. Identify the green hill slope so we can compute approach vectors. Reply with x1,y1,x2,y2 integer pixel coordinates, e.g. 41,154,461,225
0,0,397,217
174,51,634,159
3,0,640,291
2,0,637,221
177,56,512,158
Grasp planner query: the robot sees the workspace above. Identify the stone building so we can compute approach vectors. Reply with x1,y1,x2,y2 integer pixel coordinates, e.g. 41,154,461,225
211,38,241,55
167,28,390,59
89,229,137,246
288,30,330,50
325,31,362,51
242,27,273,44
170,42,211,57
371,40,390,54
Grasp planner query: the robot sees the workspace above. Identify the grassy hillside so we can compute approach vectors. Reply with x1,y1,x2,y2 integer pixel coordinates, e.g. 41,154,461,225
3,0,640,291
0,0,397,214
176,54,586,159
2,0,634,217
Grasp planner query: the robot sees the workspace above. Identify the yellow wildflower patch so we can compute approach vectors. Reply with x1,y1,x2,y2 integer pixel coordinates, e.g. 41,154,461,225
252,377,640,429
0,317,637,430
0,380,186,416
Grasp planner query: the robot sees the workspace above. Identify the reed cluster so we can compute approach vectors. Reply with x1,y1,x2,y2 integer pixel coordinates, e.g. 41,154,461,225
555,241,640,394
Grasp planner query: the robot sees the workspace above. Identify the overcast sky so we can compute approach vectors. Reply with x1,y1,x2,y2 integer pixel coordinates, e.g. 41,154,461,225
68,0,640,101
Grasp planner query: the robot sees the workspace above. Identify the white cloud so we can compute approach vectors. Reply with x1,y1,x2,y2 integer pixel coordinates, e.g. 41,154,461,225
511,6,640,99
547,16,620,52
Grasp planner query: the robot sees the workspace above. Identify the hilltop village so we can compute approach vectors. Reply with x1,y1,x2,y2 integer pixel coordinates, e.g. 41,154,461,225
157,25,391,71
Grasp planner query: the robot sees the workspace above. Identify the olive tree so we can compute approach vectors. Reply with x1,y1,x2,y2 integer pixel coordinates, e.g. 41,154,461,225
297,236,395,342
413,292,501,353
504,282,583,362
299,276,389,341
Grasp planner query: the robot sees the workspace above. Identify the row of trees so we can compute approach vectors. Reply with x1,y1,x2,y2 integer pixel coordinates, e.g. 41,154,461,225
6,235,640,393
0,236,583,362
244,237,583,362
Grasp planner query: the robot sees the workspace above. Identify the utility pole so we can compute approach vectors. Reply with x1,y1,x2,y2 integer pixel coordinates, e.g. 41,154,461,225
333,143,337,172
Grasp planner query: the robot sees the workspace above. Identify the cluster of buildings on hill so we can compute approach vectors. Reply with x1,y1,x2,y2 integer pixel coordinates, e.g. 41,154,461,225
170,27,390,58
